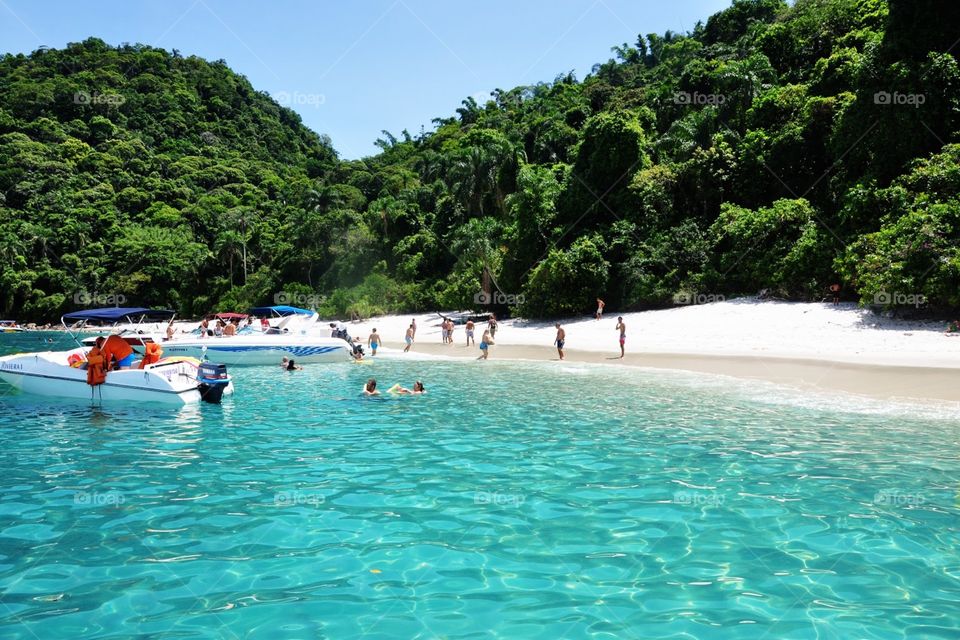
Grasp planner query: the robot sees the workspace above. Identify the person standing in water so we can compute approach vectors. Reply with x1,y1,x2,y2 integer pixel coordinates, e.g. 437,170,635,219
554,323,566,360
368,328,380,356
403,324,414,353
478,328,494,360
465,319,475,346
596,298,605,320
363,378,380,396
616,316,626,359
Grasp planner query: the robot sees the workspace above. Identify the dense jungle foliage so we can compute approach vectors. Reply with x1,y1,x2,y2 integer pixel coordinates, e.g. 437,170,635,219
1,0,958,320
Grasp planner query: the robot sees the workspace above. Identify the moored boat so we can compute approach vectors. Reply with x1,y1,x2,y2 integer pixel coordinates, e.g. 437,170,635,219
0,348,231,404
0,320,26,333
153,305,352,365
160,334,350,365
0,308,235,405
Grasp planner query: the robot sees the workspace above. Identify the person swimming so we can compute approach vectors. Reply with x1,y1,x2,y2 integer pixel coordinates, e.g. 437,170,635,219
286,358,302,371
363,378,380,396
388,380,426,395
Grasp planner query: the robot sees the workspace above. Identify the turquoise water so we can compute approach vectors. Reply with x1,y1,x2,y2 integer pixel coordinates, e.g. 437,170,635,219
1,333,959,638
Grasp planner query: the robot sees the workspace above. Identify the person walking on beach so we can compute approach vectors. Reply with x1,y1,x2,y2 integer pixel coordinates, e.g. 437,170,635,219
615,316,626,359
555,323,566,360
445,318,455,345
368,328,380,356
441,317,451,344
465,319,475,346
403,324,414,353
595,298,605,320
478,328,494,360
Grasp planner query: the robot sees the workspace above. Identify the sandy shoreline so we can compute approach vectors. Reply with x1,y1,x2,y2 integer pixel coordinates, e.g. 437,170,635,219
340,299,960,404
368,341,957,403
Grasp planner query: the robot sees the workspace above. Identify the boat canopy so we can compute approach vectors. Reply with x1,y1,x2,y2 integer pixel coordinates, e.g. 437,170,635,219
62,307,176,323
248,305,314,317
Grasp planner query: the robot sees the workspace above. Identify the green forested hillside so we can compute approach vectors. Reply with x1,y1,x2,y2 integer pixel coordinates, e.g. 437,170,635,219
1,0,959,321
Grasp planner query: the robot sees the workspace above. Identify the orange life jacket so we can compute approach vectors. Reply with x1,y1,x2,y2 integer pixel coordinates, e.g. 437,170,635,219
138,342,163,368
86,347,107,386
102,335,133,367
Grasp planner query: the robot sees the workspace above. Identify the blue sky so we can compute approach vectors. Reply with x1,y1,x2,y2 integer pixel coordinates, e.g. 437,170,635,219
1,0,731,158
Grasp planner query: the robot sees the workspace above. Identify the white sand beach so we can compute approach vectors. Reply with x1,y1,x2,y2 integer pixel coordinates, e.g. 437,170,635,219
343,298,960,403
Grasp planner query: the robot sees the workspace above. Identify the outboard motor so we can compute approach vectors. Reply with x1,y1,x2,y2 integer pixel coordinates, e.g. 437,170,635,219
197,362,230,404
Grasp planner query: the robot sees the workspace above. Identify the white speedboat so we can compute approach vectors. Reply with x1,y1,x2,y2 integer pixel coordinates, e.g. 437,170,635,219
0,308,235,405
161,334,351,365
154,305,352,366
0,347,232,405
76,305,349,366
0,320,26,333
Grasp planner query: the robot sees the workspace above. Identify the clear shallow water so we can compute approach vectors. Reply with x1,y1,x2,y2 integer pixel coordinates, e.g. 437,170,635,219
1,333,959,639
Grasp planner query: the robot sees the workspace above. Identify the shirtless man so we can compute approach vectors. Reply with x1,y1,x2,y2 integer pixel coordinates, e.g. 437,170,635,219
445,318,455,344
478,328,494,360
403,324,414,353
368,328,380,356
596,298,605,321
616,316,626,359
465,319,475,346
554,323,565,360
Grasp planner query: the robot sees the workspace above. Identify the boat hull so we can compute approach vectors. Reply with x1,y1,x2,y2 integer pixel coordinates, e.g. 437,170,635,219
0,351,212,405
160,338,350,365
